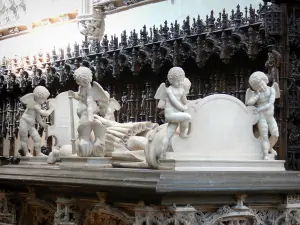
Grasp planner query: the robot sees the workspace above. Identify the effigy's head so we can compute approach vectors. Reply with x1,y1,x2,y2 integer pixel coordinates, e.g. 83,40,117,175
249,71,268,92
33,86,50,104
74,66,93,87
167,67,185,88
183,77,191,95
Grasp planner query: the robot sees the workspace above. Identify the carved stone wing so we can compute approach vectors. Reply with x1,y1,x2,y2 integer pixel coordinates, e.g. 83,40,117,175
272,82,280,99
92,81,110,103
109,98,121,111
154,83,167,109
20,93,36,107
245,88,255,106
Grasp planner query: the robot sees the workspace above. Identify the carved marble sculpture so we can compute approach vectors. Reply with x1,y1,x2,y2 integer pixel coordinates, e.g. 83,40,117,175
111,77,195,169
245,71,280,160
68,66,120,157
155,67,191,159
19,86,54,157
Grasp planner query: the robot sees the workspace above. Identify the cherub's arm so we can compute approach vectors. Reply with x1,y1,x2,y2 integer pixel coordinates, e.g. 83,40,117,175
86,84,94,121
181,93,188,105
166,88,186,111
257,88,276,112
69,88,82,101
34,105,54,117
246,91,260,106
36,113,47,128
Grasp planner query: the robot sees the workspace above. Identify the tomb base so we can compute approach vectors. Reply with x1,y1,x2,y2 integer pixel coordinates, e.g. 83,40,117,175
160,157,285,171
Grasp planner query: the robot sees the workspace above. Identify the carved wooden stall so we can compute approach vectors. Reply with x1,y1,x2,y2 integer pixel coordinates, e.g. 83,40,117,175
0,0,299,169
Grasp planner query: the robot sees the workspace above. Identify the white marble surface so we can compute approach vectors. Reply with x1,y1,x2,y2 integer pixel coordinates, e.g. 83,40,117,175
171,94,263,161
47,91,79,147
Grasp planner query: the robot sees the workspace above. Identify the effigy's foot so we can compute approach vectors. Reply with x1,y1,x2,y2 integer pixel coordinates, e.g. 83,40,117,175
264,156,270,160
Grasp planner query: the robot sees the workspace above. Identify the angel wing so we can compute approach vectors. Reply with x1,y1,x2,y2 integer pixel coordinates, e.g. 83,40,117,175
245,88,256,106
92,81,110,103
109,98,121,111
272,82,280,99
154,83,167,109
20,93,36,107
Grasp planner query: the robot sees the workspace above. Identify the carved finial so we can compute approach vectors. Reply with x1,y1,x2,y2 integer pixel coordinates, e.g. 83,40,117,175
153,25,159,42
101,34,109,51
182,16,191,35
249,4,256,24
222,9,228,29
52,47,58,61
66,43,72,58
174,20,180,38
120,30,128,48
74,42,79,57
160,20,169,40
140,25,148,44
208,10,215,31
129,29,138,46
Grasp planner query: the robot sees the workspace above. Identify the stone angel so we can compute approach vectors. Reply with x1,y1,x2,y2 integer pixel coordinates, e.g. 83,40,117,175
245,71,280,160
154,67,191,159
19,86,55,157
68,67,120,157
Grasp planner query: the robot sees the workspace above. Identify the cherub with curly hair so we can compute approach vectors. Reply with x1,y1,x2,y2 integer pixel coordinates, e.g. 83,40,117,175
246,71,280,160
155,67,191,159
19,86,54,157
68,66,120,157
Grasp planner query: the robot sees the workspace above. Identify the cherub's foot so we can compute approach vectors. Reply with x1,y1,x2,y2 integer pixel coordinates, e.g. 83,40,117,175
179,133,188,138
93,139,105,157
269,149,277,156
264,156,270,160
35,151,46,157
78,139,93,157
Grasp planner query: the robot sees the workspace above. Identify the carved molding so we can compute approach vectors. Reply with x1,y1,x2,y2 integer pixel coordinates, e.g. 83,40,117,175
134,205,300,225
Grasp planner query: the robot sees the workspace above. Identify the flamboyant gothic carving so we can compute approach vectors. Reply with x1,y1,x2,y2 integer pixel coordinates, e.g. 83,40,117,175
0,192,16,225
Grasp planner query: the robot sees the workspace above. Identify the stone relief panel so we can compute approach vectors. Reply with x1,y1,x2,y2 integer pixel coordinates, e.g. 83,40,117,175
0,0,26,27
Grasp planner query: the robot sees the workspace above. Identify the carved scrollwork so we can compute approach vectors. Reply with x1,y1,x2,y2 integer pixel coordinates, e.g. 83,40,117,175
0,192,16,225
84,204,134,225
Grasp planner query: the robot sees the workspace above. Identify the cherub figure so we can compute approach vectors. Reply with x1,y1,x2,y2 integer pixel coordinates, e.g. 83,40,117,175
19,86,54,157
245,71,280,160
68,66,120,156
155,67,191,159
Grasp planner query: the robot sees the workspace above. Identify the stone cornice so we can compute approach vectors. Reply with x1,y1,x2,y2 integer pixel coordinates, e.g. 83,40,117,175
0,163,300,194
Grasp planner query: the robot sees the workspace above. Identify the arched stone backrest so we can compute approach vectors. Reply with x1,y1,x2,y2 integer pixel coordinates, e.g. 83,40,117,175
171,94,262,161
